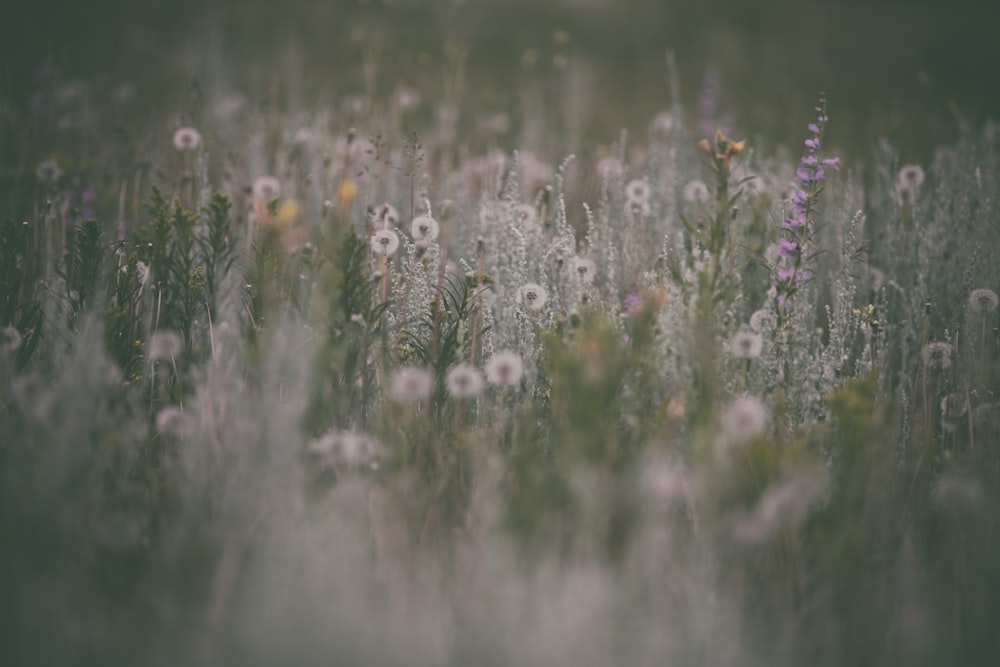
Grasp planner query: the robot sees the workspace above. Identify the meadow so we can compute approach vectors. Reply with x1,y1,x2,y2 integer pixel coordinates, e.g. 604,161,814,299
2,1,1000,665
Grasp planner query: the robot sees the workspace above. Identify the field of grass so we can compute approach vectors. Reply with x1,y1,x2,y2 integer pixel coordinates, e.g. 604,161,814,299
2,1,1000,665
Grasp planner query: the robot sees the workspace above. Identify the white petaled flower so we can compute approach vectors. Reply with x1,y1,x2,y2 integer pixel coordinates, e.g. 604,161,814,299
155,407,195,438
373,202,400,229
730,330,763,359
148,330,182,362
35,159,63,184
446,364,484,398
308,430,379,467
172,126,202,152
252,175,281,202
519,282,548,311
571,257,597,284
683,179,710,204
0,326,22,353
388,366,434,403
720,396,769,445
410,215,440,241
922,342,953,371
968,288,999,314
625,179,651,203
897,164,925,190
512,203,539,230
749,309,776,334
485,350,524,387
370,229,400,257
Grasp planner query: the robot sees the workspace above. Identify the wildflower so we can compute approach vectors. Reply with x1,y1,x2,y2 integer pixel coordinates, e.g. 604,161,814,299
921,342,953,371
309,430,379,467
485,350,524,386
373,202,400,229
571,257,597,284
370,229,400,257
410,215,440,242
0,326,22,353
519,282,548,311
749,309,776,333
730,330,763,359
623,293,642,316
512,203,539,230
446,364,484,398
35,159,62,183
388,366,433,403
968,288,999,313
155,407,195,438
252,175,281,202
172,126,202,151
683,179,710,203
625,179,651,203
897,164,925,190
148,330,182,362
720,396,769,445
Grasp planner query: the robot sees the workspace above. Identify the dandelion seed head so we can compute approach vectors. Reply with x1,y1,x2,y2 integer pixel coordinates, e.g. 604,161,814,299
730,330,763,359
720,396,768,445
651,110,675,134
410,215,440,241
485,350,524,386
388,366,433,403
172,126,202,151
309,430,379,467
968,288,999,313
749,309,776,334
148,330,182,362
252,175,281,202
898,164,925,189
0,326,22,354
35,159,62,184
512,203,539,230
571,257,597,284
519,282,548,311
626,197,652,218
370,229,400,257
895,182,916,207
446,364,484,398
374,202,400,229
625,179,651,203
683,179,710,204
921,342,953,371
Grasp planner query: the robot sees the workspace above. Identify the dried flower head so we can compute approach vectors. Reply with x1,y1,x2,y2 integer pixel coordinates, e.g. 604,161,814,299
410,215,440,241
148,330,182,362
172,126,202,151
374,202,400,229
388,366,433,403
968,288,999,313
683,179,710,204
308,430,379,467
252,175,281,202
720,396,769,445
730,330,763,359
571,257,597,284
922,342,953,371
512,203,539,230
370,229,400,257
446,364,484,398
485,350,524,386
519,282,548,311
0,326,22,354
35,159,63,183
897,164,925,190
625,179,651,203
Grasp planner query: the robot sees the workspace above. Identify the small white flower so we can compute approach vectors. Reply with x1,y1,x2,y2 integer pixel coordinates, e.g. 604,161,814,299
410,215,440,241
570,257,597,284
370,229,400,257
730,330,763,359
683,179,710,204
897,164,925,190
519,282,548,311
512,203,539,230
388,366,433,403
35,159,62,184
148,330,182,362
625,178,651,203
446,364,484,398
968,288,999,314
485,350,524,386
172,126,202,151
720,396,768,445
373,202,400,229
252,175,281,202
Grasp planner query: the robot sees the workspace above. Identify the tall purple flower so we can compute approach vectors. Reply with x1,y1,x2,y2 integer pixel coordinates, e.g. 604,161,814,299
775,97,839,310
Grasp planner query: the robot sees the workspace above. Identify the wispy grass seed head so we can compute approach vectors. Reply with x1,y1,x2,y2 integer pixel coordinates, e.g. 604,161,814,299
968,288,998,313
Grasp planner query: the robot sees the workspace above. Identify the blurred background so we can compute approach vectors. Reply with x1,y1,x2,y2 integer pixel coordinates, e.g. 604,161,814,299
2,0,998,159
